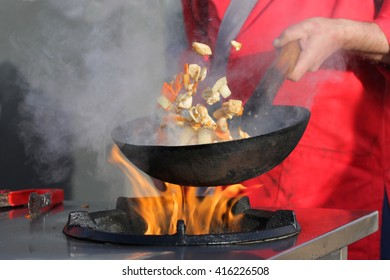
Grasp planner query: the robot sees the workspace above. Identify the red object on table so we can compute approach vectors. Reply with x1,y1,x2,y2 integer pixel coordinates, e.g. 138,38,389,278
0,189,64,207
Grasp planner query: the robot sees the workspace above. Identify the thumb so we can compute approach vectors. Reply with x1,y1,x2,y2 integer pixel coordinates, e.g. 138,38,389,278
272,38,282,48
273,24,308,48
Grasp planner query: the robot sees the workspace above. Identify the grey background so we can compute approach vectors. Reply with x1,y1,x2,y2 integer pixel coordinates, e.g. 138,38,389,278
0,0,187,203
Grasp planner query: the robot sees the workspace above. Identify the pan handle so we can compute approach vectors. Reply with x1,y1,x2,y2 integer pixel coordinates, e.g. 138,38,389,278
273,40,301,78
243,40,301,119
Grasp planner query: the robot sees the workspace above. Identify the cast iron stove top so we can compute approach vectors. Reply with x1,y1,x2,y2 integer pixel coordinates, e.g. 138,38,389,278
63,196,300,246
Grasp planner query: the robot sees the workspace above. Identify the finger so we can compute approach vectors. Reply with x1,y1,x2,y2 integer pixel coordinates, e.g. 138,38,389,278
287,66,306,82
308,62,322,72
288,48,329,81
273,23,309,48
287,49,317,81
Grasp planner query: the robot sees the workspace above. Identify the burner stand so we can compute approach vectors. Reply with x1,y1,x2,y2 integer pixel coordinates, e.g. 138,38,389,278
63,196,300,246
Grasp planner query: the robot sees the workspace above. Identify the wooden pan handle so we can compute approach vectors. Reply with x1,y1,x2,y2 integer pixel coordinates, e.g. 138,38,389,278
241,40,302,122
273,40,301,77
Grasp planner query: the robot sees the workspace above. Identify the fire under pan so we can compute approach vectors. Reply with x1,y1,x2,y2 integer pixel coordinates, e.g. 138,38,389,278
63,196,300,246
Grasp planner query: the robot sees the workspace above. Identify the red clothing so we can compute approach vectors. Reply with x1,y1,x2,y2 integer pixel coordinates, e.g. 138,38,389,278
376,0,390,196
376,0,390,40
182,0,387,259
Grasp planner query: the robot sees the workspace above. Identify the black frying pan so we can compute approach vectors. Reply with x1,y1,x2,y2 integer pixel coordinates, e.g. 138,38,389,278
112,41,310,186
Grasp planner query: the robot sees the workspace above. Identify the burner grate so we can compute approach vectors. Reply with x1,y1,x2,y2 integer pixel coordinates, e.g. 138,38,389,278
63,196,300,246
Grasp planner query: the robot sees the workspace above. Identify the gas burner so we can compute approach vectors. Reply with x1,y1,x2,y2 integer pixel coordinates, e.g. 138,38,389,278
63,196,300,246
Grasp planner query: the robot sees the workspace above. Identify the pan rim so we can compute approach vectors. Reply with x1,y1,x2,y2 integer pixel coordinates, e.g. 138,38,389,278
112,105,311,149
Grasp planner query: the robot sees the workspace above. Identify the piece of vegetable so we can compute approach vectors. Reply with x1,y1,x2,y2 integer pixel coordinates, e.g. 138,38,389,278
155,42,249,145
192,42,212,56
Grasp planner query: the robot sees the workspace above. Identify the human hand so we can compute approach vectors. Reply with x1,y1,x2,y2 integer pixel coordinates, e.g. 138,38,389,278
273,17,347,81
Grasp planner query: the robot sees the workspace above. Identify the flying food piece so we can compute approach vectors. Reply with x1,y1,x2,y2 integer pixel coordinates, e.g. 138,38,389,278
192,42,212,56
156,42,250,145
231,40,242,51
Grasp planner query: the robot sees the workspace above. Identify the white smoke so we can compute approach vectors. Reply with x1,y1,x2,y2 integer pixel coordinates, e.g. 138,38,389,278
1,0,181,200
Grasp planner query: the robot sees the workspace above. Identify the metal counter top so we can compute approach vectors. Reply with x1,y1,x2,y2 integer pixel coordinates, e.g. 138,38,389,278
0,201,378,260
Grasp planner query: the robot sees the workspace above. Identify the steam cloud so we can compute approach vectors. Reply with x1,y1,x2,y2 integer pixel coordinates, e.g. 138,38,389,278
2,0,179,194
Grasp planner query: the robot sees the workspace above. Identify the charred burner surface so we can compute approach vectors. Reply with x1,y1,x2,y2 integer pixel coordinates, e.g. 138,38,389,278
63,196,300,246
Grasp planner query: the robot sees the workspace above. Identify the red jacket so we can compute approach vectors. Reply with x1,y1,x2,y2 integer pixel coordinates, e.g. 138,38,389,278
182,0,388,259
376,0,390,199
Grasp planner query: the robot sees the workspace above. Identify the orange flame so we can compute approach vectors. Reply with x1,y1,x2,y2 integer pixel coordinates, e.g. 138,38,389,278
109,145,252,235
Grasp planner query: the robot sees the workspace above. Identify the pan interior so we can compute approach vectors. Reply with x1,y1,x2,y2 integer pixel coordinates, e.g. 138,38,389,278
112,105,310,147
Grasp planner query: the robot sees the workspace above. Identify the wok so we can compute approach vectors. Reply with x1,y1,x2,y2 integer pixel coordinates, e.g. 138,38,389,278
112,41,310,186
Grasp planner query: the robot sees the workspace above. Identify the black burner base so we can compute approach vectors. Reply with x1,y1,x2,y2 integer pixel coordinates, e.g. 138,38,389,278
63,197,300,246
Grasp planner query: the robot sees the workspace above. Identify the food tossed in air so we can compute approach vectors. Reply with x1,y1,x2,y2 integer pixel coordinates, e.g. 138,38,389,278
192,42,213,56
230,40,242,51
156,42,249,146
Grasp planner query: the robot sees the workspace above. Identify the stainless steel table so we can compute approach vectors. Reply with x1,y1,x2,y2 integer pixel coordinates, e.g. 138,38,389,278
0,201,378,259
